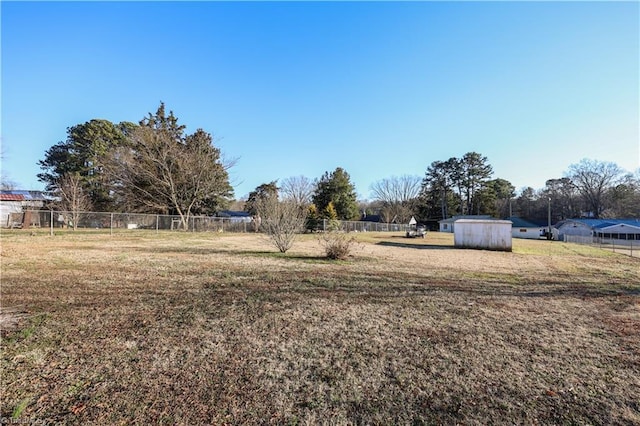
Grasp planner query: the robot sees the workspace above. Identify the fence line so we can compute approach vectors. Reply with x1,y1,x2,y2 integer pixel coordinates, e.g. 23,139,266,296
564,235,638,258
4,210,412,235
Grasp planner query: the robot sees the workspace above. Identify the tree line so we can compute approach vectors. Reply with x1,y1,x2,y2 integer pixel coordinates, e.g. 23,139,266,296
37,103,233,230
35,103,640,229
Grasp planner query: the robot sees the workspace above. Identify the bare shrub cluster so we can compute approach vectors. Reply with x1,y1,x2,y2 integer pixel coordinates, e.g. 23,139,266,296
256,197,306,253
318,229,359,260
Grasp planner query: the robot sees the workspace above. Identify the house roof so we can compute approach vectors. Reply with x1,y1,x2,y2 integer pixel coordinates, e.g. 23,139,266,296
361,214,382,223
557,218,640,228
0,190,49,201
217,210,251,218
598,222,640,232
507,216,543,228
0,194,25,201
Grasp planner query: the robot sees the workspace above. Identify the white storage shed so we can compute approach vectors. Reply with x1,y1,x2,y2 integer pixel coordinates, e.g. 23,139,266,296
454,219,513,252
438,215,492,233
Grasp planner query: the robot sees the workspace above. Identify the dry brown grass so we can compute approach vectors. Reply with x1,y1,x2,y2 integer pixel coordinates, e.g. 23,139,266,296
1,229,639,425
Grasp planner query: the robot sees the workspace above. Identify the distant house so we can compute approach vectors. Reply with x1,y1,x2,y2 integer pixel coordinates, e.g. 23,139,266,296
216,210,252,223
555,218,640,241
0,190,49,228
438,215,492,233
360,213,382,223
507,216,547,240
594,222,640,240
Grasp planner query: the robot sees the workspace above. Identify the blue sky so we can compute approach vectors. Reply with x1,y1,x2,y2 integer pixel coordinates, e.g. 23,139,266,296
1,1,638,200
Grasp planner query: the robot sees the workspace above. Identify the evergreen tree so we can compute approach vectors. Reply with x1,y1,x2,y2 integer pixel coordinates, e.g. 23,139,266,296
38,119,134,211
305,204,321,232
312,167,359,220
324,202,340,231
245,181,279,216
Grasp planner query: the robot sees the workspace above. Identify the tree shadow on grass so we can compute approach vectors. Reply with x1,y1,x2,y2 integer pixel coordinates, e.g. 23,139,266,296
377,241,454,250
203,268,640,301
134,246,331,262
243,250,332,263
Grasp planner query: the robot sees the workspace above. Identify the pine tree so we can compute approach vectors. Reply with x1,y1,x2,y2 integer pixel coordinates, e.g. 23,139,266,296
312,167,359,220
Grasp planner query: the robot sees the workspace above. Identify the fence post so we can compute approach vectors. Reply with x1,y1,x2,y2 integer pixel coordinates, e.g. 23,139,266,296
110,213,114,236
50,210,54,236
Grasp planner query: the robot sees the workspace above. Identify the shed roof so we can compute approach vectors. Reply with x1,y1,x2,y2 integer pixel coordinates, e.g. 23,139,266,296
439,215,492,224
455,219,512,225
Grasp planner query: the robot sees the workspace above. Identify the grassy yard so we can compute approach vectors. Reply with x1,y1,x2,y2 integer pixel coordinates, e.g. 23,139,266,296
1,230,639,425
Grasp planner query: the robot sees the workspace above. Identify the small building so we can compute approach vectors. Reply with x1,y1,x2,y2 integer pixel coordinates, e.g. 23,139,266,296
0,190,49,228
454,219,512,252
438,215,492,233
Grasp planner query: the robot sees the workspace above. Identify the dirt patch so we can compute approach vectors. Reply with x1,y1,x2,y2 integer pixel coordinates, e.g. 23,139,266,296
0,307,29,337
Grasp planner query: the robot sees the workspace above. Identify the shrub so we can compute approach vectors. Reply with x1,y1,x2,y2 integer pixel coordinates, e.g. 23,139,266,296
318,231,358,260
257,198,306,253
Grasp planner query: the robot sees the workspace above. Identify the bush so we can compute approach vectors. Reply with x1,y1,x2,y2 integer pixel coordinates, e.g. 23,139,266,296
257,199,306,253
318,231,358,260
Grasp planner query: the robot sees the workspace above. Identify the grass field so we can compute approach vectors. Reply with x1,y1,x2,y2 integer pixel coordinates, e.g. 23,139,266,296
1,230,639,425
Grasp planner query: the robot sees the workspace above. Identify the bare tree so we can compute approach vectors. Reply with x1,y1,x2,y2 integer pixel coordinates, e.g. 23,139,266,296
605,171,640,218
280,175,315,208
106,126,233,230
256,197,306,253
371,175,421,204
53,172,93,230
0,146,17,190
566,159,625,218
0,177,17,190
370,175,421,223
543,177,580,221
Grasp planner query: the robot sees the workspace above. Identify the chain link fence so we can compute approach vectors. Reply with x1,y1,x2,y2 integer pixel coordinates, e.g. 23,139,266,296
4,210,412,235
564,235,638,258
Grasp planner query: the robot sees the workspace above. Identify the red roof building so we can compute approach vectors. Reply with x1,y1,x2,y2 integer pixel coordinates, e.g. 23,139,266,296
0,194,25,201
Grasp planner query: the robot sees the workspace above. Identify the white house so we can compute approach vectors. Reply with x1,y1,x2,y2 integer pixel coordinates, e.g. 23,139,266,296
556,219,640,241
593,221,640,241
507,216,547,240
216,210,252,223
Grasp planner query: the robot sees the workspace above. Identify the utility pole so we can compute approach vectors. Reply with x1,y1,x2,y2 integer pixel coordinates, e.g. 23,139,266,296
547,197,552,240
